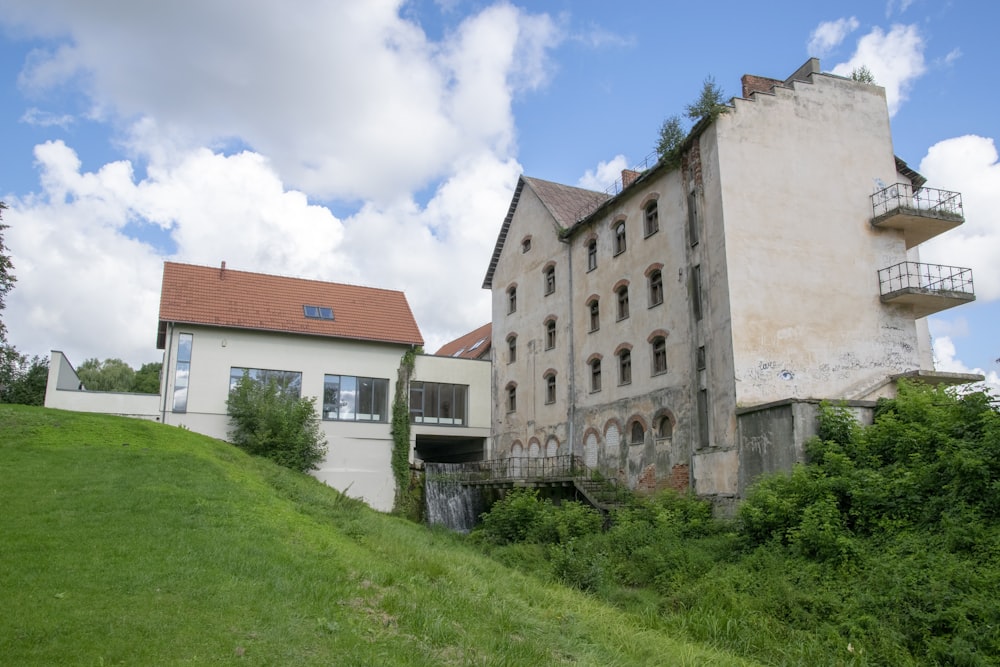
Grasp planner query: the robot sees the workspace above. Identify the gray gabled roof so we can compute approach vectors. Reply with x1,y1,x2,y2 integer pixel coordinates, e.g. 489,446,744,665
482,176,608,288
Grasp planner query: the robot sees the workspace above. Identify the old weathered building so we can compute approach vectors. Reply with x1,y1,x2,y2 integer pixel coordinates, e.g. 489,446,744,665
482,58,979,506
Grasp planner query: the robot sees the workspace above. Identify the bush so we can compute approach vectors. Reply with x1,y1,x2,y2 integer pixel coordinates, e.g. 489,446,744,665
226,374,327,473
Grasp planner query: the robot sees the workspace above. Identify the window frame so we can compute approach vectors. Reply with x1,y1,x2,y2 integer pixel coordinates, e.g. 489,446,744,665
544,373,556,404
618,349,632,385
543,265,555,295
545,319,556,350
590,358,602,393
616,285,630,321
651,336,667,375
588,299,600,332
613,220,627,255
507,285,517,314
172,332,193,413
648,269,663,307
507,334,517,364
643,201,659,237
408,381,468,426
324,374,390,422
586,239,597,271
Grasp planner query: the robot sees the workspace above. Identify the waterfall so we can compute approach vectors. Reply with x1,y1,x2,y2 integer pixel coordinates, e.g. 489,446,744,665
424,462,485,533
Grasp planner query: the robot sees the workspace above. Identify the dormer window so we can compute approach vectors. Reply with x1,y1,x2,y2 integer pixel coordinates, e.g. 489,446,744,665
303,305,334,320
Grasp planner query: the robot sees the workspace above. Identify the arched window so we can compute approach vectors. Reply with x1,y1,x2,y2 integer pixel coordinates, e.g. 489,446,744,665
545,319,556,350
588,298,600,332
616,285,630,320
507,334,517,364
507,285,517,314
648,269,663,307
614,221,627,255
544,372,556,404
618,349,632,385
506,383,517,412
657,415,673,439
543,265,555,295
644,201,659,237
652,336,667,375
590,358,602,392
630,421,644,445
587,238,598,271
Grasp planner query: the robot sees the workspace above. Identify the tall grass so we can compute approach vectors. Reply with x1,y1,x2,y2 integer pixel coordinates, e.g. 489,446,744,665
0,406,756,666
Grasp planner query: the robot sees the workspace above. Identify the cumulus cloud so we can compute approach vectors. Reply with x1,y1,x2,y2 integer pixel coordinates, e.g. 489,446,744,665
831,24,926,116
917,135,1000,302
933,336,1000,397
807,17,859,57
5,0,558,202
577,154,628,192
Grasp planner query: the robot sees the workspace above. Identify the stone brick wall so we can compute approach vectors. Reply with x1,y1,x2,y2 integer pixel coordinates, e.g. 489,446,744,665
741,74,783,98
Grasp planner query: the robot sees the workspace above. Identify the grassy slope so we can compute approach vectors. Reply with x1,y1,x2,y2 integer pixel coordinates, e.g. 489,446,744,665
0,406,758,666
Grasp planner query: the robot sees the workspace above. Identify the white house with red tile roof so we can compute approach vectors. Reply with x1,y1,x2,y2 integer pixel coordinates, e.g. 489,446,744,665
47,261,491,512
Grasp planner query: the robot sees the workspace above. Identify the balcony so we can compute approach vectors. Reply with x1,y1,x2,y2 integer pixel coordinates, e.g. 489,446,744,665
878,261,975,318
871,183,964,248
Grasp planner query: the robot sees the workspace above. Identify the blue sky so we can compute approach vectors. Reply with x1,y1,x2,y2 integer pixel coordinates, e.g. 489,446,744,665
0,0,996,391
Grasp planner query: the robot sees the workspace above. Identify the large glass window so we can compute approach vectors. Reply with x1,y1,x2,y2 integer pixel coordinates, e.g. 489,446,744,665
409,381,468,425
172,333,193,412
324,374,389,421
229,367,302,397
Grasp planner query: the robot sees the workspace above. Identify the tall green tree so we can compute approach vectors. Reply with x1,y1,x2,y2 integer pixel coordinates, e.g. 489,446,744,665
684,76,727,122
76,358,136,392
0,354,48,405
131,362,162,394
0,202,13,346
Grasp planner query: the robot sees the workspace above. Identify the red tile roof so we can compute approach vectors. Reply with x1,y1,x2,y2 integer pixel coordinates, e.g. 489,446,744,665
434,323,491,359
157,262,423,348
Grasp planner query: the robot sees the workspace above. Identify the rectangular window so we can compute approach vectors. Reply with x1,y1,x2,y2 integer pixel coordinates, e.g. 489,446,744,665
409,381,469,425
697,345,706,371
698,388,710,448
324,375,389,421
688,190,700,246
303,305,334,320
172,332,193,412
691,265,703,321
230,367,303,397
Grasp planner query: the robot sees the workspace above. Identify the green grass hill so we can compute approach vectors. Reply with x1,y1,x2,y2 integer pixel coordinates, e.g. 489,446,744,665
0,405,757,666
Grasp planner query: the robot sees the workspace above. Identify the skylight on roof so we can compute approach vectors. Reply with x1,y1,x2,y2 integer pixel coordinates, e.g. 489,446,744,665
452,348,466,357
303,305,334,320
469,337,486,351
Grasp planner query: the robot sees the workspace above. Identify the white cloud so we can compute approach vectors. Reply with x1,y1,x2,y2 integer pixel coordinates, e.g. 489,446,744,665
933,336,1000,397
831,24,926,116
917,135,1000,302
19,107,73,129
571,24,636,49
577,154,628,192
3,137,517,365
5,1,558,203
885,0,915,18
941,48,962,67
807,17,859,57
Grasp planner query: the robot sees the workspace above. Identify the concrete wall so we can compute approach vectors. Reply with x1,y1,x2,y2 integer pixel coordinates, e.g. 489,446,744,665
44,350,161,420
713,73,927,406
489,185,573,459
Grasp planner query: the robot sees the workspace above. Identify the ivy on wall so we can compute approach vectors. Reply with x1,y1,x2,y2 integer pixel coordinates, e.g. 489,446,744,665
391,347,421,519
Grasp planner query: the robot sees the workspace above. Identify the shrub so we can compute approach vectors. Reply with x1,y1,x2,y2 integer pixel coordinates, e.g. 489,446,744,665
226,373,327,473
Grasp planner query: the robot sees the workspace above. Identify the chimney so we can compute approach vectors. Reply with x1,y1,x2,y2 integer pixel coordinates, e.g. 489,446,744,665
220,261,226,279
621,169,640,189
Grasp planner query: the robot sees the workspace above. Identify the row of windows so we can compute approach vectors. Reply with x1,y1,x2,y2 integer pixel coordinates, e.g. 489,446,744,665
170,350,469,427
505,269,665,362
503,334,671,411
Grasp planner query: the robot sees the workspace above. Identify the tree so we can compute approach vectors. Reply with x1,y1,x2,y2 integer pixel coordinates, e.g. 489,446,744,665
226,373,327,473
684,76,727,122
0,202,13,347
131,362,162,394
0,354,48,405
655,114,684,163
76,358,136,392
850,65,876,84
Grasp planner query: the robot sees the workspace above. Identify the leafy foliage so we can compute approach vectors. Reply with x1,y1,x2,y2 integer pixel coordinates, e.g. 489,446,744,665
0,352,47,405
654,76,727,166
684,76,727,122
75,357,161,393
475,488,602,546
391,347,420,518
0,202,13,346
226,373,327,473
850,65,876,84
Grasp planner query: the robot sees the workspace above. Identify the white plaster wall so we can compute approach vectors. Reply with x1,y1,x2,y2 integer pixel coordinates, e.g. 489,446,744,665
160,323,413,511
489,185,572,456
713,74,925,405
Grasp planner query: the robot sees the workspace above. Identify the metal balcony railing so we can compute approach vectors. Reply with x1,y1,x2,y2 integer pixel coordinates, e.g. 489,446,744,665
878,261,974,297
871,183,963,223
573,150,660,223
